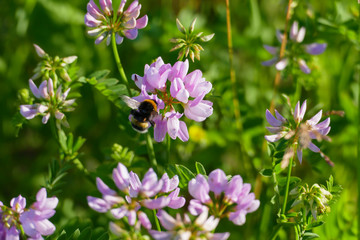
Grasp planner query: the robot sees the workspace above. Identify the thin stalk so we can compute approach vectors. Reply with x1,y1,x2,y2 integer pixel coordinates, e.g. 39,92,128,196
111,32,132,97
225,0,251,176
270,225,281,240
166,134,171,167
269,0,293,112
225,0,243,134
357,3,360,238
153,209,161,232
146,132,158,169
282,156,294,214
50,117,59,145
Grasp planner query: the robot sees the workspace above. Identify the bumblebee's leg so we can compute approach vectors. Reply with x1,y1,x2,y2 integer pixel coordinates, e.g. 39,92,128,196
149,120,155,127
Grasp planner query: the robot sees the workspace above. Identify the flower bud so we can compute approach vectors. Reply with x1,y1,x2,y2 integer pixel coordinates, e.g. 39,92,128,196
176,18,186,34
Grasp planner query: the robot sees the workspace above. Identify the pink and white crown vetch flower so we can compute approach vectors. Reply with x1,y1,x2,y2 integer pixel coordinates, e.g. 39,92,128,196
130,57,213,142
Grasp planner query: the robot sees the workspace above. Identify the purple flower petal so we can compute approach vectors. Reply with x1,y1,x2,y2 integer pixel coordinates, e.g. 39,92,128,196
307,110,322,126
297,148,303,164
20,105,38,119
138,211,152,229
308,142,320,153
142,196,170,209
263,45,278,55
29,79,41,98
275,58,288,71
95,32,107,44
261,57,278,66
156,210,177,230
124,28,138,40
110,206,127,219
315,117,330,129
124,17,137,29
212,233,230,240
127,210,136,225
96,177,116,196
42,113,50,124
275,109,287,122
184,99,213,122
169,59,189,81
298,59,311,74
229,210,246,225
115,33,124,45
33,44,46,58
299,100,307,121
177,121,189,142
170,77,189,103
136,15,148,29
99,0,111,15
264,133,283,142
167,188,185,209
296,27,306,43
188,199,208,216
87,0,104,19
87,196,109,213
208,169,228,195
265,109,283,127
224,175,243,202
153,115,167,142
188,175,210,203
305,43,327,55
84,13,102,27
290,21,299,41
113,163,130,191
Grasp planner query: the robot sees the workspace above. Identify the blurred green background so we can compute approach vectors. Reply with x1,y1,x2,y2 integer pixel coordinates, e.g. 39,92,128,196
0,0,358,239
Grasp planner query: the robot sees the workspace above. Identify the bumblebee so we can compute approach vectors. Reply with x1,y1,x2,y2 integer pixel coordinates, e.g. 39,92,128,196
121,95,158,133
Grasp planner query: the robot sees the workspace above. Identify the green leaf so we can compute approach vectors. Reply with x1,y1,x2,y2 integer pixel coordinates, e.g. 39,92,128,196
306,221,324,230
302,232,320,239
277,176,301,187
73,136,86,153
195,162,206,175
89,70,111,80
78,227,92,240
58,129,68,153
259,168,272,177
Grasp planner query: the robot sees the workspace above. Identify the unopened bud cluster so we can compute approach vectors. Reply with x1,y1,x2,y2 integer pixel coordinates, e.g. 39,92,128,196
170,18,215,62
33,44,77,85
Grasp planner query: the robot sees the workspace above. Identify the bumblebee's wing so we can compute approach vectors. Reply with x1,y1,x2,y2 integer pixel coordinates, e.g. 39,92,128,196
121,95,140,109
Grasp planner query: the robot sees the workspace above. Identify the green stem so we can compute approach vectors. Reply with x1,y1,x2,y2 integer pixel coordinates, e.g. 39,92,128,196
270,225,281,240
294,224,300,240
111,32,132,97
282,156,294,214
146,132,157,169
357,4,360,237
153,209,161,232
166,134,171,167
50,117,59,146
293,76,302,104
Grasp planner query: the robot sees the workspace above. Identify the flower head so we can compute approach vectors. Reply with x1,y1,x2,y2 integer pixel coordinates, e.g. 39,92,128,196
187,169,260,226
129,57,213,142
32,44,77,83
262,21,327,74
265,100,332,165
149,209,230,240
170,18,215,62
0,188,58,240
85,0,148,45
20,79,75,127
87,163,185,230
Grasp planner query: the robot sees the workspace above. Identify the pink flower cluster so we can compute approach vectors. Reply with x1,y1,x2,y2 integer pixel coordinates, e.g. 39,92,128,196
87,163,185,230
149,209,230,240
0,188,58,240
265,100,331,164
20,79,75,125
188,169,260,226
131,57,213,142
85,0,148,45
262,21,327,74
